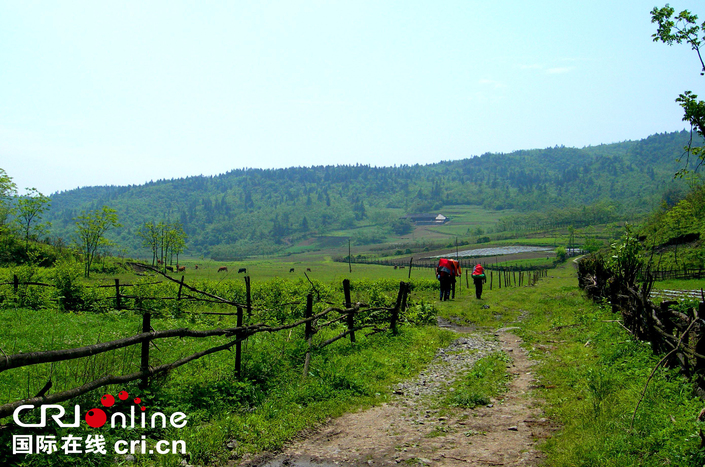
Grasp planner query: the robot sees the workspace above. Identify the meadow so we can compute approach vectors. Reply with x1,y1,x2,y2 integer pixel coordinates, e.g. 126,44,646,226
2,250,704,466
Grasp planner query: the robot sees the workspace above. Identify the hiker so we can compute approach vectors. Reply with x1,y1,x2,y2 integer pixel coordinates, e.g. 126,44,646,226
471,263,486,299
450,259,461,299
436,258,454,301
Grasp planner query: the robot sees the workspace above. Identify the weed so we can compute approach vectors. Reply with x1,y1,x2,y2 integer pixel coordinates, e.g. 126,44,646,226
444,353,511,409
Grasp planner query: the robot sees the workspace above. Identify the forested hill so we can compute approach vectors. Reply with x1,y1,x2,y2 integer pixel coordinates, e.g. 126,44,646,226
45,130,697,258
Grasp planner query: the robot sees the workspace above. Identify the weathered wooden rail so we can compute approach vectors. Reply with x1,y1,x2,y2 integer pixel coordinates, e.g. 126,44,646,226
578,254,705,382
0,266,412,420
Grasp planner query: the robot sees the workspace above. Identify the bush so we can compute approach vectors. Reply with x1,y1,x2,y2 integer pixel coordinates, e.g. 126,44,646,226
51,258,84,311
404,300,438,325
555,246,567,262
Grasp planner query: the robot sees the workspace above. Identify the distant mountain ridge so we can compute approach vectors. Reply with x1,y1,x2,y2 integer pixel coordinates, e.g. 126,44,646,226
44,130,697,258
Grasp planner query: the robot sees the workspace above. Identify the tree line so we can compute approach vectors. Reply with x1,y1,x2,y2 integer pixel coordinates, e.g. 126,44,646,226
37,131,698,260
0,168,187,278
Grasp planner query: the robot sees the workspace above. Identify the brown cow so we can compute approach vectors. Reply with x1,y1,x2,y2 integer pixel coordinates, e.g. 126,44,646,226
218,266,228,273
194,265,199,270
178,266,186,272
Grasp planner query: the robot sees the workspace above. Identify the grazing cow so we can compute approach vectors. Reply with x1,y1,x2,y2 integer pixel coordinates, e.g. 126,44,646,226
399,266,405,269
218,266,228,273
394,265,398,270
306,268,311,272
157,259,163,265
178,266,186,272
194,265,199,270
238,268,247,273
166,265,174,272
289,268,295,273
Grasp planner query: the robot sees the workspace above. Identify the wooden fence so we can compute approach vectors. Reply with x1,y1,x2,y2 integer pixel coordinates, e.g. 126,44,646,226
0,265,412,420
642,265,705,282
483,268,548,290
577,255,705,382
336,256,551,288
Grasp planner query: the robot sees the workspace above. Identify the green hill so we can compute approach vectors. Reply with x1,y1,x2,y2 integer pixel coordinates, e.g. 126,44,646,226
43,130,698,259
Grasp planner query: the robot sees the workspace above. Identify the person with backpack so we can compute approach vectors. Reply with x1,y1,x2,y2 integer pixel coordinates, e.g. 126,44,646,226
436,258,454,301
471,263,486,299
450,259,461,299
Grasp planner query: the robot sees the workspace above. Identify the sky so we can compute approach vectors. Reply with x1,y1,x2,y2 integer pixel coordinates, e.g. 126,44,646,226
1,0,703,195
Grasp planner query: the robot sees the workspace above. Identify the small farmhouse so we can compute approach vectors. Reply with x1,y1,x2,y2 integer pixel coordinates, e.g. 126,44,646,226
404,213,448,225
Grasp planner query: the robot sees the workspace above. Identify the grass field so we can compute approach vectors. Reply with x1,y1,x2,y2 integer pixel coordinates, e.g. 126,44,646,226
100,258,437,284
3,255,704,466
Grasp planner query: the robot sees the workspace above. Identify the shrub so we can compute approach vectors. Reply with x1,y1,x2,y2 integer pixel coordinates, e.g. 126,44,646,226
555,246,567,262
51,258,84,311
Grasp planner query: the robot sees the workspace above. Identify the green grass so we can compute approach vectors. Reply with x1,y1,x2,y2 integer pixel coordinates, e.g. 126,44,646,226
4,256,705,466
92,258,431,284
512,263,705,467
652,278,705,291
0,312,455,466
491,257,555,268
0,269,452,466
443,353,511,409
412,261,705,466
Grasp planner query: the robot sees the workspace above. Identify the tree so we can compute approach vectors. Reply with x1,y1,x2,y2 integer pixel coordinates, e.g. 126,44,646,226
0,168,17,232
651,5,705,176
15,188,51,251
74,206,121,278
390,217,414,235
138,221,187,271
137,221,160,266
168,222,187,268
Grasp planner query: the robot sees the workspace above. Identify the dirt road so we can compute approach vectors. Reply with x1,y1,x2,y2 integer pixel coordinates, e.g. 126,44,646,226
238,328,552,466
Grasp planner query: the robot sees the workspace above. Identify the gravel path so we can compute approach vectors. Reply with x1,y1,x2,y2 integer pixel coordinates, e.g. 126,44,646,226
238,327,552,467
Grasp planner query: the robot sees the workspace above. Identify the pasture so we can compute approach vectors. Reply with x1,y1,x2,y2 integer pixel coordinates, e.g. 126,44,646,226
111,259,438,284
2,254,704,466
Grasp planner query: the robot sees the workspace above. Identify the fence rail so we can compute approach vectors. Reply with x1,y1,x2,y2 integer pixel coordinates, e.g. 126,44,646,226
337,256,553,272
0,265,412,420
641,266,705,282
577,254,705,385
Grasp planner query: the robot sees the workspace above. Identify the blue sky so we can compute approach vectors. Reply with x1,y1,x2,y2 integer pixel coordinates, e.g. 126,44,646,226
1,1,702,195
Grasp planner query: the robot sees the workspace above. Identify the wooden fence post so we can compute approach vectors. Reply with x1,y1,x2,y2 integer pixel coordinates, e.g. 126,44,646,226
408,257,413,279
177,275,185,300
400,282,410,313
114,279,121,310
176,275,185,314
139,312,151,389
343,279,355,343
302,293,314,378
391,282,406,335
235,306,243,379
245,276,252,318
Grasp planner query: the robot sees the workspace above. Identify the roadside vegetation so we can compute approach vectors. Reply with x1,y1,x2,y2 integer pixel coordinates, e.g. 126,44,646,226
429,260,705,466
